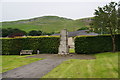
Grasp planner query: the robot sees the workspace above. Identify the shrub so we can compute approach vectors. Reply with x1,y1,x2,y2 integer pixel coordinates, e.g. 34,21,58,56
28,30,42,36
75,34,120,54
77,27,89,31
2,36,60,55
2,28,27,37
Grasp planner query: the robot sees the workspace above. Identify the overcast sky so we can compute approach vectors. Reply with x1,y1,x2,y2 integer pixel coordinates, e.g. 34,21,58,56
1,0,119,22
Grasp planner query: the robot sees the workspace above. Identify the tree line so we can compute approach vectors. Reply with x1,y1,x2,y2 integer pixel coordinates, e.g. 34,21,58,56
0,28,55,37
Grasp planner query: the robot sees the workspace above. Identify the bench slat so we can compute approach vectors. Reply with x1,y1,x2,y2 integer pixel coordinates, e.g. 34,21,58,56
20,50,33,55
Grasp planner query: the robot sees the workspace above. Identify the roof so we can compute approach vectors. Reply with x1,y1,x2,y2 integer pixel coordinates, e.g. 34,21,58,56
51,30,98,37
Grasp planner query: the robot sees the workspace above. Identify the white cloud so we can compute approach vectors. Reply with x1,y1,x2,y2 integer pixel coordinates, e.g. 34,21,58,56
1,0,119,21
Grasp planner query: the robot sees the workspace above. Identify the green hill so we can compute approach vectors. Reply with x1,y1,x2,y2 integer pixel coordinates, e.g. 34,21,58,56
1,16,92,33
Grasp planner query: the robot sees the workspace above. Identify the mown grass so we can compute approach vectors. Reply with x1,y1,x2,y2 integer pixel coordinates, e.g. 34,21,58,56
43,52,119,78
69,48,75,53
1,55,43,73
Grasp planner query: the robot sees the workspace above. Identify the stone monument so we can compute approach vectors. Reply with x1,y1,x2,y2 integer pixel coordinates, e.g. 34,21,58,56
58,29,69,55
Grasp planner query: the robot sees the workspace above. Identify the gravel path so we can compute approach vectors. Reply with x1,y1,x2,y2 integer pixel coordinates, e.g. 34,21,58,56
2,54,95,79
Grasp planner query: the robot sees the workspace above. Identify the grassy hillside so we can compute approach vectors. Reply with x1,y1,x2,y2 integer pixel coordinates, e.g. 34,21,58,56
1,16,92,33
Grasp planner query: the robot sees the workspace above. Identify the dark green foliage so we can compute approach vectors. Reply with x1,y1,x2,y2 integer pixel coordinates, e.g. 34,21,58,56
28,30,42,36
1,29,8,37
75,34,120,54
91,2,119,34
115,34,120,51
42,32,55,35
118,1,120,33
2,37,60,55
1,28,27,37
77,27,89,30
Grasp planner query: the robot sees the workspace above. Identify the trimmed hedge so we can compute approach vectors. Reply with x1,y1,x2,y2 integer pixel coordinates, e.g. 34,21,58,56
75,34,120,54
2,36,60,55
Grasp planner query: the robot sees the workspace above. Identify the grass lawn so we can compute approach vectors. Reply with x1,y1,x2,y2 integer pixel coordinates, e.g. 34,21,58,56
43,52,119,78
1,55,43,73
69,48,75,53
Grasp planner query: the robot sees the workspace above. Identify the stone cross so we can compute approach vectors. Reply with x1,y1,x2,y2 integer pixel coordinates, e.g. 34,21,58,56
58,29,69,55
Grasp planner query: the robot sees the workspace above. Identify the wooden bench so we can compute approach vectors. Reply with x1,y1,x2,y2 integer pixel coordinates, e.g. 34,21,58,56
20,50,33,55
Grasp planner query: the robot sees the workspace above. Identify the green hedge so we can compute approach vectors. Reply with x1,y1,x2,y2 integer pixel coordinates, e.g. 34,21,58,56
2,36,60,55
75,34,120,54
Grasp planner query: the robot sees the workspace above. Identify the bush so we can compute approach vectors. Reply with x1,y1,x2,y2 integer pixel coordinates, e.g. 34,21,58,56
28,30,42,36
2,36,60,55
75,34,120,54
2,28,27,37
77,27,89,31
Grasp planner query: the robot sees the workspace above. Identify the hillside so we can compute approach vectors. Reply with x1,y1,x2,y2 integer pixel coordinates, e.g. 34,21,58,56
1,16,92,33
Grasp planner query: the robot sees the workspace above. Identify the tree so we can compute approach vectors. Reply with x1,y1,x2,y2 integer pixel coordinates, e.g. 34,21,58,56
28,30,42,36
1,28,9,37
118,1,120,33
2,28,27,37
92,2,119,52
77,27,89,31
42,32,55,35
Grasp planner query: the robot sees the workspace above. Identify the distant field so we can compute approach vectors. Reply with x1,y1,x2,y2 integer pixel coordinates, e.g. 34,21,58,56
43,52,119,78
1,16,91,33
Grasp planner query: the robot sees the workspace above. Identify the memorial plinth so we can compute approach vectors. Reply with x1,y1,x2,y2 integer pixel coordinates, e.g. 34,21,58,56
58,29,69,55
